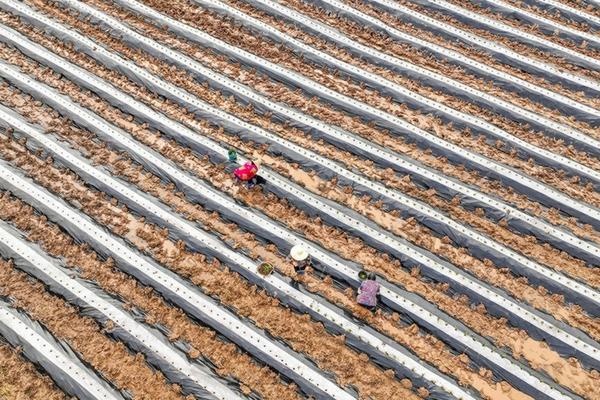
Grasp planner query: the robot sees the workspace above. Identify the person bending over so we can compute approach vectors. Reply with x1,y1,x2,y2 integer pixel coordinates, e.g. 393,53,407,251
357,273,380,311
234,160,259,188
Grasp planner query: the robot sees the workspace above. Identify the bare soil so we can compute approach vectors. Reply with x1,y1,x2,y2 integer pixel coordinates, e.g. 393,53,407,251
0,141,529,400
8,3,600,293
0,79,596,396
0,2,598,399
0,342,69,400
0,258,190,400
33,0,600,212
342,0,600,109
5,7,599,254
385,0,600,81
0,193,302,400
498,0,599,33
558,0,600,19
0,83,540,399
2,41,596,340
117,0,600,206
441,0,600,60
0,130,422,400
237,0,600,136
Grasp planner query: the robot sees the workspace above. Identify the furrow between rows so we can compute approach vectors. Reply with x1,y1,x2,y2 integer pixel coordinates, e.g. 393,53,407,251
0,50,592,396
14,0,600,244
2,28,596,356
133,0,600,180
463,0,600,46
368,0,600,81
0,219,255,400
21,3,600,324
80,0,600,222
233,0,600,136
498,0,600,32
345,0,600,100
24,0,600,315
411,0,600,70
52,0,600,268
0,108,430,400
0,331,70,399
0,192,304,400
0,75,547,400
0,255,191,400
539,0,600,22
436,0,600,54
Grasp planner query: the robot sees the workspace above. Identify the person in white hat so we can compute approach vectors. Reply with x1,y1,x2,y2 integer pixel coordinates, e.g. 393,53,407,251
289,244,310,275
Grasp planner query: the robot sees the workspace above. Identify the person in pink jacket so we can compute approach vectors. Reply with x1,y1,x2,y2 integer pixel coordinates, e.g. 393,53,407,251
357,273,380,311
234,160,258,188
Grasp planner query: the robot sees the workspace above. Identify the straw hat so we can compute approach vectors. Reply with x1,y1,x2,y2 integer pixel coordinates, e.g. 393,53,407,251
290,245,309,261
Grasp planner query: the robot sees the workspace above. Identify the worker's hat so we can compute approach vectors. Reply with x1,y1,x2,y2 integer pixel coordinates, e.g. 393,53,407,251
290,245,309,261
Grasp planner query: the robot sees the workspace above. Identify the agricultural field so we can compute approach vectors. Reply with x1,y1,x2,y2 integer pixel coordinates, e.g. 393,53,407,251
0,0,597,399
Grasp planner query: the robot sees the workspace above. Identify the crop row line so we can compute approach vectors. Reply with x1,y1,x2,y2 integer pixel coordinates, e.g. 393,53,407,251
7,40,596,394
295,0,600,119
472,0,600,46
8,58,598,395
83,0,600,214
366,0,599,82
55,0,600,264
0,221,238,400
229,0,600,136
0,0,596,392
0,120,357,400
85,0,600,230
407,0,600,69
0,292,122,400
365,0,600,91
5,3,597,357
0,73,483,400
0,339,67,399
7,3,596,340
184,0,600,161
3,68,588,399
75,0,600,250
57,0,600,305
0,24,592,400
526,0,600,27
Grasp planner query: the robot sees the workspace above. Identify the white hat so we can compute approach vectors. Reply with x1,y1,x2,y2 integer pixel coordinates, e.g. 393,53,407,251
290,245,309,261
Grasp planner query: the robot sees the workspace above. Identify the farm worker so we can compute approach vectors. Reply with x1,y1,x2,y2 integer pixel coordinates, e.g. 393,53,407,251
357,273,380,310
289,244,310,275
228,148,238,162
234,160,259,188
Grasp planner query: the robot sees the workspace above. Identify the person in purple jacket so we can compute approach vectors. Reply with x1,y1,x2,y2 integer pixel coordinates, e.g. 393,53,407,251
357,273,380,311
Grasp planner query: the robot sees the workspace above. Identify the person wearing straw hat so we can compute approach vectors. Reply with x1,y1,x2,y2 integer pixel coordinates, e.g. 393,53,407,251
289,244,310,275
